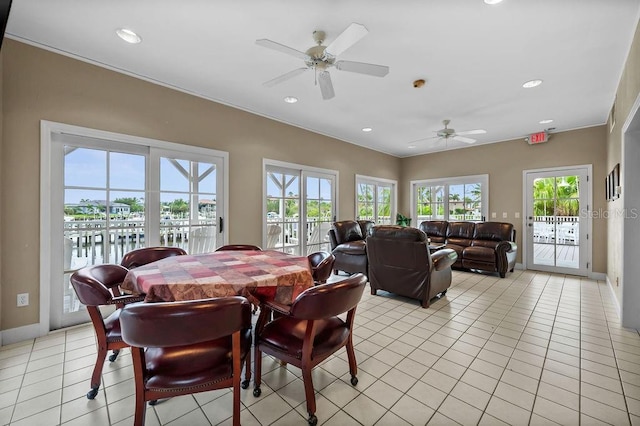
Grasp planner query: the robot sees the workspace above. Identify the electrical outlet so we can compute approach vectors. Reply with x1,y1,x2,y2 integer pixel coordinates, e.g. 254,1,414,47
17,293,29,307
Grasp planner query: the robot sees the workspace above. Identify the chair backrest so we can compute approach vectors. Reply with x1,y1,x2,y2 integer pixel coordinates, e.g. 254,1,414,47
331,221,363,246
70,264,129,306
266,224,282,249
120,296,251,348
120,246,188,269
216,244,262,251
366,225,432,278
189,226,217,254
307,251,335,283
290,273,366,319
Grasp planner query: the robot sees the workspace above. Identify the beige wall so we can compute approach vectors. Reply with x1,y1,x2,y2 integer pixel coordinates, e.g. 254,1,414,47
607,21,640,306
400,126,608,271
0,40,400,330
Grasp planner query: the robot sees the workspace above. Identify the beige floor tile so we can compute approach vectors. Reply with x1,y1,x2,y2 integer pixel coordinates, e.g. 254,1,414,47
485,396,531,425
391,394,435,425
244,392,292,425
533,396,579,425
343,393,386,425
319,378,360,408
437,395,483,425
380,367,418,393
450,381,491,411
361,378,403,409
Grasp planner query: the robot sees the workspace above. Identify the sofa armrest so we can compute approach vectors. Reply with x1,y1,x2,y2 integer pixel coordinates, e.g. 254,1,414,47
496,240,517,254
432,249,458,271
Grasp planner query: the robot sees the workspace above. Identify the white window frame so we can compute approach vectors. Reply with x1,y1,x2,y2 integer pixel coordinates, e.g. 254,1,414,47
355,174,397,224
410,174,489,226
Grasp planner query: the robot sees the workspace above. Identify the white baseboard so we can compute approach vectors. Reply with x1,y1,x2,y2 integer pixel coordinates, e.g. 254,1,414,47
515,263,524,270
0,322,43,346
590,271,607,281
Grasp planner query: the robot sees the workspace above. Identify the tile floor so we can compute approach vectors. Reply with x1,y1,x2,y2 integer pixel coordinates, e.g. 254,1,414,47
2,269,640,425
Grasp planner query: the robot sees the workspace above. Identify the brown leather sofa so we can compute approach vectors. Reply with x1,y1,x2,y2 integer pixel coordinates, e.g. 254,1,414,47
329,220,374,276
419,220,517,278
366,225,458,308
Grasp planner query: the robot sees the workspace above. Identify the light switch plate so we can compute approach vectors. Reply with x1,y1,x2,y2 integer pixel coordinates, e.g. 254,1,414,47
491,212,496,218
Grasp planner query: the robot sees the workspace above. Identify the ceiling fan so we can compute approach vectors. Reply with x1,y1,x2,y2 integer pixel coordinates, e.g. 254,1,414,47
413,119,487,146
256,23,389,100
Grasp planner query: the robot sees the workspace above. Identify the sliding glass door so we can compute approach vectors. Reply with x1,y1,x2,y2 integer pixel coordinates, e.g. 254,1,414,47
265,162,336,255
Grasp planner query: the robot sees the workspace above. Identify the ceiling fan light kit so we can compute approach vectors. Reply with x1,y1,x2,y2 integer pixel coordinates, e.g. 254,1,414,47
410,119,487,147
256,23,390,100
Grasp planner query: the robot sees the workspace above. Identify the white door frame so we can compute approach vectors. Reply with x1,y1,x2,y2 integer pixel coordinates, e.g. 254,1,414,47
521,164,592,276
40,120,228,335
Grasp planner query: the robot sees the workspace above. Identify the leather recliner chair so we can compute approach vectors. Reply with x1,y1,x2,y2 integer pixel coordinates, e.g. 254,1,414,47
329,220,374,276
366,225,458,308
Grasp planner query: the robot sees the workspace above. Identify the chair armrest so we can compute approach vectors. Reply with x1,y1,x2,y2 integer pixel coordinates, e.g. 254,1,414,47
432,249,458,271
263,300,292,316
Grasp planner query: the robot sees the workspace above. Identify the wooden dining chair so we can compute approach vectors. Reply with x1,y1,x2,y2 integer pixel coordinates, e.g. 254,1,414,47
120,246,187,269
216,244,262,251
252,273,367,426
307,251,335,284
69,264,145,399
120,296,252,426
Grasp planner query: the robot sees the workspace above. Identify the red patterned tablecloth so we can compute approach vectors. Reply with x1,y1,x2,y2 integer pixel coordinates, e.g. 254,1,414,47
121,250,313,305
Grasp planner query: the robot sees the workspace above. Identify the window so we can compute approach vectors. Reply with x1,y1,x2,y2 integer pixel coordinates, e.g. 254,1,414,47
264,160,337,255
356,175,396,224
412,174,488,223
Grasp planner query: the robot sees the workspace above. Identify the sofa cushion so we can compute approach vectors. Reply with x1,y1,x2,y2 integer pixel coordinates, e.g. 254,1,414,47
471,239,500,250
474,222,514,242
462,246,496,263
334,240,366,255
447,222,476,239
419,221,448,244
358,220,375,238
332,220,363,244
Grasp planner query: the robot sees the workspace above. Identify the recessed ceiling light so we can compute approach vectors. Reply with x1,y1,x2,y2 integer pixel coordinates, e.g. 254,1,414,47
522,79,543,88
283,96,298,103
539,119,554,124
484,0,503,4
362,127,373,132
116,28,141,44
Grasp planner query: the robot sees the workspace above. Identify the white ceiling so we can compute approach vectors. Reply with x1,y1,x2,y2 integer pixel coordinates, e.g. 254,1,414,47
6,0,640,157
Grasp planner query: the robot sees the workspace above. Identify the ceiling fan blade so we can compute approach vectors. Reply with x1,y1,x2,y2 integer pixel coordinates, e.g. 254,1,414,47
324,23,368,57
456,129,487,136
256,39,310,60
263,67,308,87
318,71,335,100
453,136,477,144
334,60,389,77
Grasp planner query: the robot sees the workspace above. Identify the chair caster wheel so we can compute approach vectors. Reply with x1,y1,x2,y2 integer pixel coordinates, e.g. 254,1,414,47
86,387,98,400
308,414,318,426
108,349,119,362
241,380,250,389
253,387,261,397
350,376,358,386
149,400,158,406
